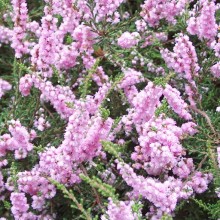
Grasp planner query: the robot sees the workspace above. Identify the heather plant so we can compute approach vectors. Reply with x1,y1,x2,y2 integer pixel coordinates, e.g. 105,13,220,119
0,0,220,219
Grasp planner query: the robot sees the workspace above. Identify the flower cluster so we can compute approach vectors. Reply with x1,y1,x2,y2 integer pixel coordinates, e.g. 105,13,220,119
0,26,12,46
10,190,55,219
93,0,125,23
10,192,36,220
131,115,196,176
117,161,212,218
0,0,219,219
140,0,189,27
163,84,192,120
34,108,51,131
118,32,140,49
211,62,220,78
187,0,218,42
0,120,36,159
161,34,200,81
0,78,11,99
31,7,59,77
61,109,113,163
101,198,142,220
8,106,113,212
17,169,57,207
120,69,144,88
121,82,163,132
19,73,76,120
11,0,29,58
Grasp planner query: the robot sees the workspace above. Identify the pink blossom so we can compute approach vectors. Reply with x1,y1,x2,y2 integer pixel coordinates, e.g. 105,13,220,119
140,0,189,27
211,62,220,78
187,0,218,42
161,34,200,81
0,78,11,98
118,32,140,49
102,198,141,220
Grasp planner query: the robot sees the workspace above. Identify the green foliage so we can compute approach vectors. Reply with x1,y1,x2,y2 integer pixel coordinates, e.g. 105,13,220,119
79,58,102,98
155,99,169,117
161,214,173,220
0,1,220,219
100,107,110,120
3,200,11,210
49,178,93,220
101,141,124,161
79,174,118,201
0,0,10,15
153,72,175,87
131,201,144,220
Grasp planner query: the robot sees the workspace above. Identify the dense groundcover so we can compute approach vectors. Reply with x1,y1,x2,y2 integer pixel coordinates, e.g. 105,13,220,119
0,0,220,219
